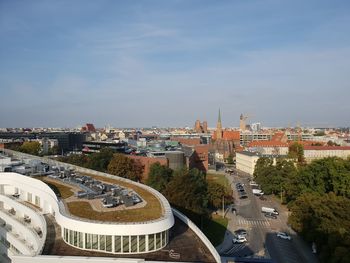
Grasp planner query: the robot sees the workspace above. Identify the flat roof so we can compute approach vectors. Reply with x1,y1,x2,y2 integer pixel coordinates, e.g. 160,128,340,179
41,174,163,223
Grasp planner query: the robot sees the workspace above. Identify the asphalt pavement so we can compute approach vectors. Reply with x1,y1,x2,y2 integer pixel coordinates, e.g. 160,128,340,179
214,169,319,263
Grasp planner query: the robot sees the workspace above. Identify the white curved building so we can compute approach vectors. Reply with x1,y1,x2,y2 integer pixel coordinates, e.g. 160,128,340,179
0,149,221,263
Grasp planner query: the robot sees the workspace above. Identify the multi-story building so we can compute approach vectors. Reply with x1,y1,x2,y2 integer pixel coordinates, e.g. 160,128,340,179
0,149,220,263
303,146,350,162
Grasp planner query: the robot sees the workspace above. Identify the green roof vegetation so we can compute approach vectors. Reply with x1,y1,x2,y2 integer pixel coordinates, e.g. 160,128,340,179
42,178,74,199
42,174,163,222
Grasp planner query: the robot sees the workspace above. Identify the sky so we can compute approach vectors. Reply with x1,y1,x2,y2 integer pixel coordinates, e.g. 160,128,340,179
1,0,350,128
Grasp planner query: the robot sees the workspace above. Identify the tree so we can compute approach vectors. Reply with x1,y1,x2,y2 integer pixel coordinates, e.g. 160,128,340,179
87,148,114,172
164,168,208,215
226,154,234,164
289,192,350,263
107,154,143,181
19,141,41,156
288,142,305,163
207,181,225,209
48,145,60,155
146,162,173,193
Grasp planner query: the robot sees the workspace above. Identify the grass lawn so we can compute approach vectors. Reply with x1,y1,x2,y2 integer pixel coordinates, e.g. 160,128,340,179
202,214,228,247
207,173,231,194
41,179,74,199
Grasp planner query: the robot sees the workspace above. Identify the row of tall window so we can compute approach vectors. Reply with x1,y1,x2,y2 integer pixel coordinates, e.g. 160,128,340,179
63,228,168,254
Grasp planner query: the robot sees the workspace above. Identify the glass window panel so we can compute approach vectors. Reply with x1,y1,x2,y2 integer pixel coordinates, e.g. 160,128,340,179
27,193,32,202
92,234,98,250
64,228,68,242
156,232,161,249
35,196,40,206
73,231,78,246
148,234,155,251
78,232,84,248
106,235,112,252
85,233,91,249
99,235,106,251
162,231,166,247
114,236,121,253
122,236,130,253
69,230,74,245
139,235,146,252
131,236,137,253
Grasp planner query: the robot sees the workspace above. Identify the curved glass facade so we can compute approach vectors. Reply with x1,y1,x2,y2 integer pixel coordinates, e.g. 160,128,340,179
63,228,168,254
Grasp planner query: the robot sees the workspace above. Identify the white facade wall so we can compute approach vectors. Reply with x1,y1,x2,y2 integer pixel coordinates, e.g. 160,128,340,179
236,152,259,175
304,149,350,162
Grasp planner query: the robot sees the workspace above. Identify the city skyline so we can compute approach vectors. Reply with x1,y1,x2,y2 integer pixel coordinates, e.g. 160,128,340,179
1,0,350,128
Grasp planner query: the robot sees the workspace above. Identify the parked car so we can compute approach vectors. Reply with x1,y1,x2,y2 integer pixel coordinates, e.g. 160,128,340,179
234,229,247,238
264,212,277,219
232,235,247,244
249,181,259,187
277,232,292,240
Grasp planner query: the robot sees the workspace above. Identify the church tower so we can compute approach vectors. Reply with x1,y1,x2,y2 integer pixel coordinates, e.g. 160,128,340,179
216,109,223,139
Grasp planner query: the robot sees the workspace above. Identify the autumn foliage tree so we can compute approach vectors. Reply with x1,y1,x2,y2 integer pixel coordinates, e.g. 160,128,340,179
107,153,143,181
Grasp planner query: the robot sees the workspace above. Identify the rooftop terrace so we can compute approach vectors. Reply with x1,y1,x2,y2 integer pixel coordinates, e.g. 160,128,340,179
41,172,163,223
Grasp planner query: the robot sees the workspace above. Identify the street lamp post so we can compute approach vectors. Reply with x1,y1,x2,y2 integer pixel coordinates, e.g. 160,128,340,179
222,195,225,218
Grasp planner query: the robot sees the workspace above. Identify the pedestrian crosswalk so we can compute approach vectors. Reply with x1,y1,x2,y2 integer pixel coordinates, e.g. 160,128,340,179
236,218,270,227
223,243,246,255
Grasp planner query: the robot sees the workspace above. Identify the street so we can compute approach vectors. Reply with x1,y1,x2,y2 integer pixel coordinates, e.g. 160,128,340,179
215,169,319,263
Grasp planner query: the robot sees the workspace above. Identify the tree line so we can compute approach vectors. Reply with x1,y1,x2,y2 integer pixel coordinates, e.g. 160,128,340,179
254,151,350,263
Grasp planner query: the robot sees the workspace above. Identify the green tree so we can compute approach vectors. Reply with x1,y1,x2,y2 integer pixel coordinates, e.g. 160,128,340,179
164,168,208,215
48,145,60,155
207,181,225,209
288,142,304,163
87,148,114,172
107,154,144,181
226,154,234,164
146,162,173,193
19,141,41,156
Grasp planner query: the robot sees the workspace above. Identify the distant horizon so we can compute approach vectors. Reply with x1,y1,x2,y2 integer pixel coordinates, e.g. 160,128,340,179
1,1,350,127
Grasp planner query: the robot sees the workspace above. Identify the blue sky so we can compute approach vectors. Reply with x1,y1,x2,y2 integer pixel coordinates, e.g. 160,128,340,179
1,0,350,128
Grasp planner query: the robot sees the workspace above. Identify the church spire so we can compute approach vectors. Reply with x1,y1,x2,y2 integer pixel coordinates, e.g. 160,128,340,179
216,109,222,139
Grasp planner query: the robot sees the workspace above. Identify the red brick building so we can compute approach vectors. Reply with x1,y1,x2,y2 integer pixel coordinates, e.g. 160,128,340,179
127,155,168,181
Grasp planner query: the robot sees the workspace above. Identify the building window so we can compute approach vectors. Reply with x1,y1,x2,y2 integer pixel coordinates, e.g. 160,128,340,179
78,232,84,248
70,231,74,245
27,193,32,203
156,232,161,249
139,235,146,252
130,236,138,253
148,234,155,251
162,231,166,247
114,236,121,253
122,236,130,253
99,235,106,251
73,231,78,246
35,196,40,207
64,228,69,242
106,235,112,252
85,233,91,249
92,234,98,250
